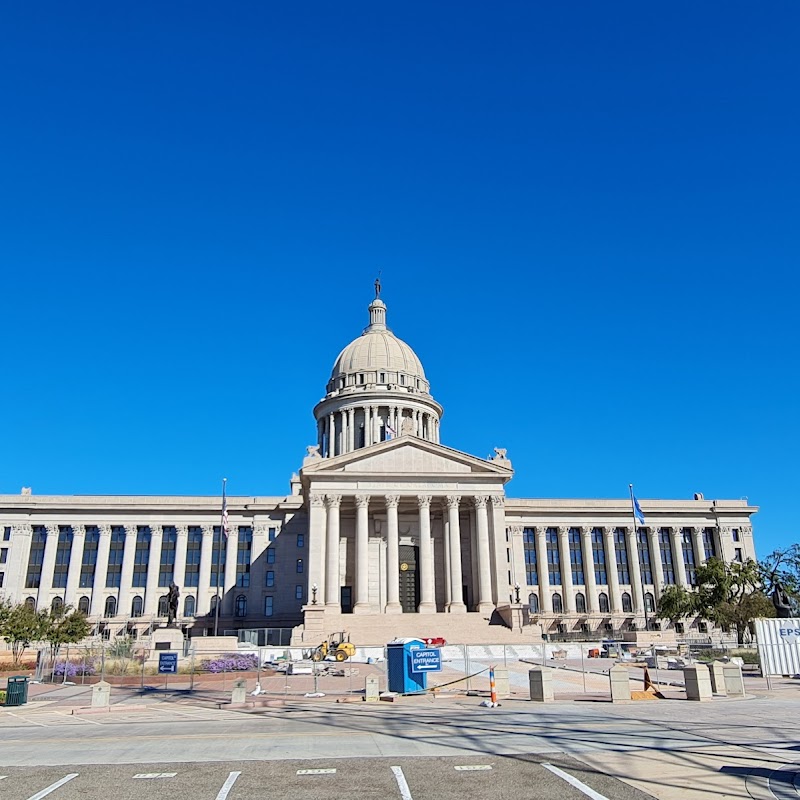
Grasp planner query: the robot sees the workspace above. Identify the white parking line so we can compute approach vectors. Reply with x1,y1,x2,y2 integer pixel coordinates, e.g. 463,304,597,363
214,771,241,800
391,766,414,800
542,764,609,800
25,774,78,800
132,773,177,779
454,765,492,771
297,769,336,775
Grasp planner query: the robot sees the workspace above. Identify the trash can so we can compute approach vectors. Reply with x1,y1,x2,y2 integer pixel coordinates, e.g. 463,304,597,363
386,638,427,694
4,676,30,706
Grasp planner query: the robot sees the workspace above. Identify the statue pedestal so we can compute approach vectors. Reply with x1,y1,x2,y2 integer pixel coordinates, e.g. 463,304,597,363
147,626,185,663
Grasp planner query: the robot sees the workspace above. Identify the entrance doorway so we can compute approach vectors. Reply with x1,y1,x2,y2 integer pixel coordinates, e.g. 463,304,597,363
398,544,420,613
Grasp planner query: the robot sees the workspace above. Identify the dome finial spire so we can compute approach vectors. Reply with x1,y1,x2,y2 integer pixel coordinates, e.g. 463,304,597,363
374,272,382,299
367,274,387,331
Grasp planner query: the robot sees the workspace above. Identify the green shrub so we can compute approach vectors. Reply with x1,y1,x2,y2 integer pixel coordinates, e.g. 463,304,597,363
731,649,760,665
0,690,6,704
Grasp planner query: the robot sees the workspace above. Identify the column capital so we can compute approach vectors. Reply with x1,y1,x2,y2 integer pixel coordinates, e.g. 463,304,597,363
385,494,400,509
201,524,214,537
15,523,32,537
417,494,432,509
446,495,461,509
46,524,61,536
150,524,163,536
98,524,112,538
72,524,86,536
176,524,189,537
489,494,505,508
580,525,593,537
309,493,326,508
355,494,371,509
124,524,138,536
558,525,570,538
473,495,489,509
325,494,342,509
254,523,270,538
509,525,523,537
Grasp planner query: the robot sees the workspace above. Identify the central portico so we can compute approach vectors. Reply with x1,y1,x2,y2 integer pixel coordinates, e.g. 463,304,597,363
300,436,513,628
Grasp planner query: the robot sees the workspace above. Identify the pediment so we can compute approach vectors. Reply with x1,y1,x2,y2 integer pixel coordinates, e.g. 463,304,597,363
301,437,512,477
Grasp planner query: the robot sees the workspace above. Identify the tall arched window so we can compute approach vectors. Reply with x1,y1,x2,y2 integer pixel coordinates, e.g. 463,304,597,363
25,596,36,610
235,595,247,618
210,595,220,612
51,596,63,613
598,592,610,613
131,595,143,617
644,592,655,613
184,595,195,618
621,592,633,613
575,592,586,614
78,596,90,614
104,596,117,618
528,593,539,613
158,595,169,617
552,592,563,614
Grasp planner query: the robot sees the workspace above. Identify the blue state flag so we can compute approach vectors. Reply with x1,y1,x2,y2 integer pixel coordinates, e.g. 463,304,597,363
633,495,646,526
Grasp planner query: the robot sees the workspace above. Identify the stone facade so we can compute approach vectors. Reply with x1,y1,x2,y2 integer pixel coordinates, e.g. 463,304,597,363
0,290,758,642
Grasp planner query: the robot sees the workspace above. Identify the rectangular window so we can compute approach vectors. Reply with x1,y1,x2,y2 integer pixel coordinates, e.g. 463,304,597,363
732,528,740,542
52,527,73,589
591,528,607,585
682,528,697,585
236,527,252,588
266,570,275,587
106,527,125,588
210,527,227,587
545,528,561,586
268,528,277,542
659,529,675,584
2,526,10,541
0,572,4,587
80,527,99,588
702,528,716,561
569,528,584,585
297,533,305,548
614,528,629,585
522,528,537,586
295,584,303,600
264,596,274,617
132,528,151,588
296,558,304,574
184,527,202,587
0,548,7,564
266,548,275,564
159,527,177,587
637,529,652,584
26,526,47,588
735,548,743,562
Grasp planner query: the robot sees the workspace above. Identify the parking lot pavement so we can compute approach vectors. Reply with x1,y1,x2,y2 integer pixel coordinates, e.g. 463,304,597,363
0,755,653,800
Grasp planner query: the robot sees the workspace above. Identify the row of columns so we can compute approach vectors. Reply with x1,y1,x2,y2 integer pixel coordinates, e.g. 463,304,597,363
309,492,504,614
12,523,258,619
319,404,440,457
514,524,714,616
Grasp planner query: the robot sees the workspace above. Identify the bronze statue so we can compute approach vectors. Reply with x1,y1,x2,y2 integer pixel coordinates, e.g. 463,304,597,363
374,275,382,298
167,581,180,626
772,581,793,619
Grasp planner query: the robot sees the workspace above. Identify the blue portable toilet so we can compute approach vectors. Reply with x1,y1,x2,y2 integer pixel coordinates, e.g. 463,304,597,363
386,638,427,694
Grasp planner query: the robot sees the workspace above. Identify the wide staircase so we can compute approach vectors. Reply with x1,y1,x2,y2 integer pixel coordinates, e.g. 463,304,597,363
293,611,544,647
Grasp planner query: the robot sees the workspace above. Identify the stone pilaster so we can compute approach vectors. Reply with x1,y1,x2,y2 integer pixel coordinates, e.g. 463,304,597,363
324,494,342,608
354,494,371,612
385,494,402,613
90,525,112,617
474,495,493,613
557,526,575,614
446,495,466,612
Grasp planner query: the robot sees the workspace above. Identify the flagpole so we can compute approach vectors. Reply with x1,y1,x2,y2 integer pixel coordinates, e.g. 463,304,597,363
214,478,227,637
629,483,650,632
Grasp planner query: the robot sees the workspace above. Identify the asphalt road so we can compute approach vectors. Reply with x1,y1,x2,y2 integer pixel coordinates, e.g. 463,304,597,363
0,755,652,800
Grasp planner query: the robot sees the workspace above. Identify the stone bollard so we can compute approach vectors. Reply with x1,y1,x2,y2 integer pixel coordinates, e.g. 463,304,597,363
609,664,631,702
528,668,554,702
722,663,745,696
365,675,380,702
493,667,510,699
231,679,247,704
709,661,727,695
684,664,713,701
91,680,111,708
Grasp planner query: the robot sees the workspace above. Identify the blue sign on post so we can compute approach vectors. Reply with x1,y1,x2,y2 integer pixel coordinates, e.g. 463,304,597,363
410,647,442,673
158,652,178,674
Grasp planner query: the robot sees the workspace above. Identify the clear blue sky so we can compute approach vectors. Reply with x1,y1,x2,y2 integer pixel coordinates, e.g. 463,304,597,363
1,3,798,557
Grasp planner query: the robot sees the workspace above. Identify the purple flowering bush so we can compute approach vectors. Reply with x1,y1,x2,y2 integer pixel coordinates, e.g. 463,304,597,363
200,653,258,673
54,659,97,678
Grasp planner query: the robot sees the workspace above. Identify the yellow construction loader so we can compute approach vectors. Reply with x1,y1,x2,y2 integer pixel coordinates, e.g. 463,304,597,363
311,631,356,662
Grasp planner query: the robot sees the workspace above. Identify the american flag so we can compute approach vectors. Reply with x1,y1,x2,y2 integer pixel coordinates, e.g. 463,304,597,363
221,479,229,537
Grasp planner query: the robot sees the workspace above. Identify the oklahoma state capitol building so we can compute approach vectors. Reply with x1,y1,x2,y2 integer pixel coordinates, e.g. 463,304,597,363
0,289,758,644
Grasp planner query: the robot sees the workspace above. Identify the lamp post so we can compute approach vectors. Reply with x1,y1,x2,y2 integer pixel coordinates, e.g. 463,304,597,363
311,583,318,605
514,582,521,604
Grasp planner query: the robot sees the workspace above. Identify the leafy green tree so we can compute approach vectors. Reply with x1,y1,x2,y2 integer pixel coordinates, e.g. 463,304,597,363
43,605,92,659
760,544,800,613
694,557,775,645
0,603,49,667
656,585,698,626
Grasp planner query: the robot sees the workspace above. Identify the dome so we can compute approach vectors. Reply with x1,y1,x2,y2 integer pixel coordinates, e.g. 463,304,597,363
326,296,430,394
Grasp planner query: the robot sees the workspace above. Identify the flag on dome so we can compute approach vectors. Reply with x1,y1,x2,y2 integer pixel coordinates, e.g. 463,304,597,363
386,422,396,440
